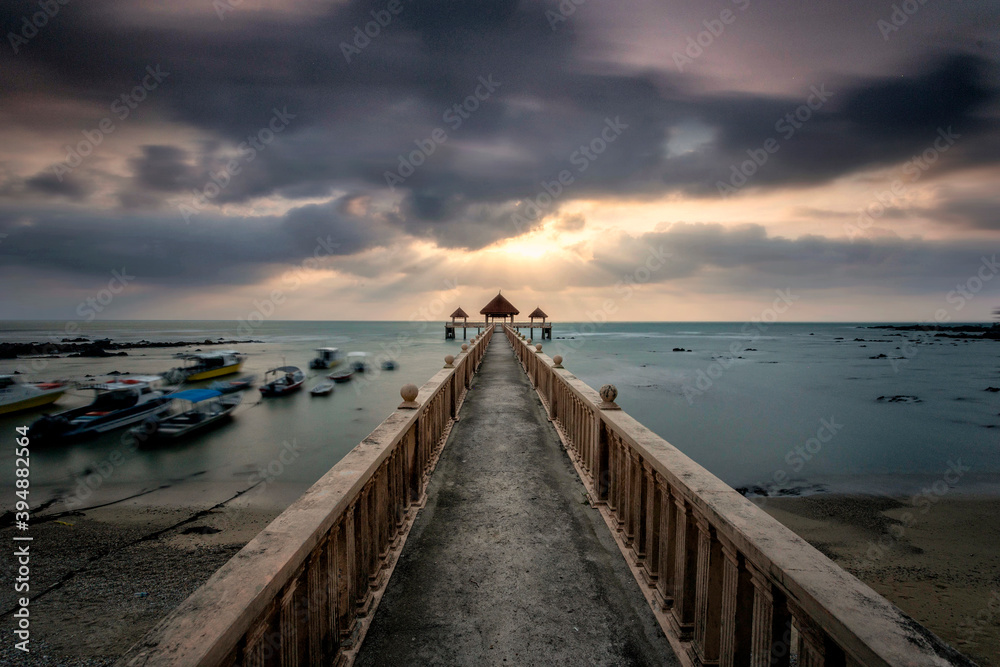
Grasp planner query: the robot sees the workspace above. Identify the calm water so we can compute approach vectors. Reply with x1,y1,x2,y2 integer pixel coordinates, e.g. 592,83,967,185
1,320,998,506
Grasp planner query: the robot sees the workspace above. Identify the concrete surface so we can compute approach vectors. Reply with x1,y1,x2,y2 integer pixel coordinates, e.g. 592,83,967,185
356,338,678,666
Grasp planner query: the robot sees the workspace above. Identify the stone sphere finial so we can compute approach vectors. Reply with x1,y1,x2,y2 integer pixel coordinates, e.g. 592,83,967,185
552,355,563,368
599,384,621,409
527,338,532,345
399,383,420,409
461,343,469,351
535,343,542,353
444,354,455,368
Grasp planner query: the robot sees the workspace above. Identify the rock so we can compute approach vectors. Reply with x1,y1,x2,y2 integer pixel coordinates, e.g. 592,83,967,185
985,387,1000,393
869,353,887,359
876,395,922,403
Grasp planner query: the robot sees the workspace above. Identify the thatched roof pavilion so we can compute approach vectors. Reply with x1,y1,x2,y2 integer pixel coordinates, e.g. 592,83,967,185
450,307,469,323
528,307,548,322
480,291,519,324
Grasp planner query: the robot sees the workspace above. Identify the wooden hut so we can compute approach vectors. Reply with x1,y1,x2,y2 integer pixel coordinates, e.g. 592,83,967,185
528,306,547,339
480,291,519,326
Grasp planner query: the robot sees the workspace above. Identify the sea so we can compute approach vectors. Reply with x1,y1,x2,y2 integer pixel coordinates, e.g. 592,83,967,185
1,320,998,510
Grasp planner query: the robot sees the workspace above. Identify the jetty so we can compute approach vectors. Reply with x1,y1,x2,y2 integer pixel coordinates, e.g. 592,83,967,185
446,292,552,340
119,324,974,666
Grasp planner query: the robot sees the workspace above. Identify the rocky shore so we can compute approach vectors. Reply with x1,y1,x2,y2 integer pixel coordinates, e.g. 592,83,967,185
0,338,262,360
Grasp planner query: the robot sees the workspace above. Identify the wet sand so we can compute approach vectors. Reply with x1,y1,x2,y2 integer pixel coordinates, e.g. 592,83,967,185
759,495,1000,667
3,488,998,665
0,482,298,666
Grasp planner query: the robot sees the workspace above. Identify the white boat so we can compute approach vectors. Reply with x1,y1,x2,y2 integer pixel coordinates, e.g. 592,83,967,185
131,389,241,442
309,381,335,396
260,366,305,397
162,350,245,383
0,375,67,415
347,351,369,372
30,376,173,441
309,347,344,370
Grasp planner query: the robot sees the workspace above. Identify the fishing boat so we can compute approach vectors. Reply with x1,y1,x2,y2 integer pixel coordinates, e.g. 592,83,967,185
259,366,305,397
309,381,335,396
130,389,241,443
309,347,344,370
0,375,67,415
329,369,354,383
30,376,172,441
162,350,245,384
209,375,256,394
347,351,369,372
380,360,398,371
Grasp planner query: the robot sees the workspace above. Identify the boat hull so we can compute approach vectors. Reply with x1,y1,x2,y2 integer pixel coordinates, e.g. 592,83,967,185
185,362,244,382
0,390,64,415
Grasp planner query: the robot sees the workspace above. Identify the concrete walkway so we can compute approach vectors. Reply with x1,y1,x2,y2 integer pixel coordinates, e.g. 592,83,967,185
356,336,678,666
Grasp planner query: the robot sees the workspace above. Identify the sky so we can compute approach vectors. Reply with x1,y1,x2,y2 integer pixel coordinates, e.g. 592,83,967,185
1,0,999,323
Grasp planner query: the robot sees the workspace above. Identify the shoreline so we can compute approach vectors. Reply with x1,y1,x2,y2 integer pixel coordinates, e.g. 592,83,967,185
2,487,996,664
758,494,1000,666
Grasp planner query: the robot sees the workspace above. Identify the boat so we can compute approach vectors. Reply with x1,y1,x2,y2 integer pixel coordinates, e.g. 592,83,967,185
209,375,256,394
380,360,398,371
309,381,335,396
347,351,369,372
309,347,344,370
0,375,67,415
30,376,172,441
259,366,305,397
329,369,354,383
130,389,241,443
162,350,245,383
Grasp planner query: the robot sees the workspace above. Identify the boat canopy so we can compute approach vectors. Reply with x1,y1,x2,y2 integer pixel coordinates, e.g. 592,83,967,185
168,389,222,403
347,351,368,358
269,366,301,373
316,347,341,353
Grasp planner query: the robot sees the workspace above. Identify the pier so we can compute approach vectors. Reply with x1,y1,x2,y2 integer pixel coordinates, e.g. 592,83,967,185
120,325,974,666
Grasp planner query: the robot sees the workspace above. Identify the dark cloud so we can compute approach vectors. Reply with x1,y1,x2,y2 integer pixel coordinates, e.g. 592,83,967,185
23,172,91,199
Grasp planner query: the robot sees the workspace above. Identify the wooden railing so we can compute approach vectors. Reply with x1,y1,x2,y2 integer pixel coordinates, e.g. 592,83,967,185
504,325,973,667
118,326,494,666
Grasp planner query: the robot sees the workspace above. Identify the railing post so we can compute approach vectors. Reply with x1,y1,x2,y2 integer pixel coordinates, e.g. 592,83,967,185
670,493,698,641
307,552,324,666
325,535,340,658
719,538,753,667
243,618,269,667
593,417,609,503
641,462,660,587
655,473,675,610
693,515,724,666
749,564,791,667
790,601,844,667
624,450,640,548
279,581,299,667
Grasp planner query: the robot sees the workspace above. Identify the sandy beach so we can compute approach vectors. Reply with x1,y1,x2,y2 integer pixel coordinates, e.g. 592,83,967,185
759,495,1000,667
3,487,998,665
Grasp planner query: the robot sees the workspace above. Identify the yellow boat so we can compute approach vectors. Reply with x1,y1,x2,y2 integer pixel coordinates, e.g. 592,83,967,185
163,350,245,383
0,375,67,415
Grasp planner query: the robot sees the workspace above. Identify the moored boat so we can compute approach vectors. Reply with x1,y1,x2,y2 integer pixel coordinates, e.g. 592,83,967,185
209,374,256,394
309,347,344,370
309,381,335,396
260,366,305,397
347,351,369,372
131,389,241,443
162,350,245,383
380,360,398,371
30,376,172,441
0,375,67,415
329,369,354,383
